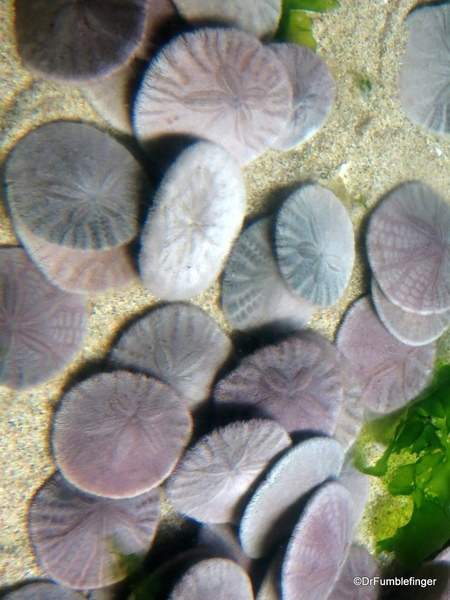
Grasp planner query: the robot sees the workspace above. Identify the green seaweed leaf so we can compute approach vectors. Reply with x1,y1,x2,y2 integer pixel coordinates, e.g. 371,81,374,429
278,10,316,50
377,501,450,568
276,0,341,50
283,0,340,12
359,364,450,567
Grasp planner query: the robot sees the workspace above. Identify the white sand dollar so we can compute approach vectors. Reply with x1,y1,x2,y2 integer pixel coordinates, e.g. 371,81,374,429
139,141,245,300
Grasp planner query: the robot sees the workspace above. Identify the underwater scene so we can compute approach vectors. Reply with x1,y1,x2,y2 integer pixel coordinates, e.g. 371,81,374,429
3,0,450,598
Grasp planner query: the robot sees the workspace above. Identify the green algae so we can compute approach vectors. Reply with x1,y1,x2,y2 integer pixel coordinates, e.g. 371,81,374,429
358,364,450,568
276,0,340,50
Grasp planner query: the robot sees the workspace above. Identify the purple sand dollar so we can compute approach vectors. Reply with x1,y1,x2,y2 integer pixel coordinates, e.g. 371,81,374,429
214,334,344,435
367,181,450,314
275,184,354,307
14,217,138,294
300,330,363,451
239,436,345,559
80,0,179,134
15,0,147,82
221,218,316,332
5,121,145,250
133,28,292,165
371,277,450,346
166,419,291,524
0,247,87,389
168,558,254,600
327,545,379,600
110,302,233,411
52,371,192,499
139,141,246,300
28,473,161,589
281,482,356,600
336,296,435,413
269,43,335,151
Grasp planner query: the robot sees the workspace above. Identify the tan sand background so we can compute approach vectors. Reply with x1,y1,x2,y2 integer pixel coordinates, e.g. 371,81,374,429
1,0,450,587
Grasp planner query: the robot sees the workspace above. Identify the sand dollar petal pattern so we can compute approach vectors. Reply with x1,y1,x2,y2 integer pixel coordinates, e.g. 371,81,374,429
0,247,87,389
5,122,146,250
15,0,147,82
214,334,344,435
139,141,245,300
239,437,345,558
275,185,354,307
371,277,450,346
52,371,192,498
168,558,254,600
367,181,450,314
399,3,450,134
281,482,356,600
171,0,281,39
110,303,233,411
269,43,335,151
28,473,160,589
166,419,291,523
133,28,292,165
221,218,316,332
336,297,435,413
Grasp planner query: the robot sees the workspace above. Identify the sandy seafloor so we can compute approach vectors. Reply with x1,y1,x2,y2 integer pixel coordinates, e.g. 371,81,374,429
1,0,450,589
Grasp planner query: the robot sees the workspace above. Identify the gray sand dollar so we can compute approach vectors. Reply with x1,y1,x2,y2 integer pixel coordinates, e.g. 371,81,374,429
275,184,354,307
221,218,316,331
399,3,450,134
5,121,144,250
